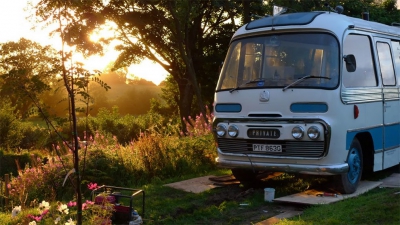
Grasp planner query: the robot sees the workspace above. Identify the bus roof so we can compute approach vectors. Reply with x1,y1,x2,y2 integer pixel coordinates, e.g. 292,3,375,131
233,11,400,40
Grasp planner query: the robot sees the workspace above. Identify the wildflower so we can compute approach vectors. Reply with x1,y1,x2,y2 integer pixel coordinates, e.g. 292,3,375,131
54,216,61,224
29,221,37,225
29,214,43,222
39,200,50,213
11,205,21,218
65,218,76,225
87,182,98,190
67,201,77,207
57,203,69,214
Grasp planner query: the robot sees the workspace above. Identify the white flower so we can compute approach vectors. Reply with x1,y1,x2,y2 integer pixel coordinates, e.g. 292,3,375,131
58,204,69,214
11,205,21,218
65,218,76,225
39,200,50,213
54,216,61,224
29,221,37,225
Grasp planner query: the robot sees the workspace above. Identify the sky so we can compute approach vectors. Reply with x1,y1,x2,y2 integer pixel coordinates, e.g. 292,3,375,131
0,1,168,85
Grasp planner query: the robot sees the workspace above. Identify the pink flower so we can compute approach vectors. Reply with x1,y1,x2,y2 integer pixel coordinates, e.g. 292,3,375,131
87,182,98,190
67,201,77,207
28,214,42,222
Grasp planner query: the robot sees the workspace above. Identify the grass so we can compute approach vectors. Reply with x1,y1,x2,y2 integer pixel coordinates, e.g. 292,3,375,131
277,187,400,225
136,167,400,225
1,167,399,224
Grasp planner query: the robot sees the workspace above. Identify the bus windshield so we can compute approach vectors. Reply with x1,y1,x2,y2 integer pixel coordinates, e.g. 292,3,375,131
217,33,339,91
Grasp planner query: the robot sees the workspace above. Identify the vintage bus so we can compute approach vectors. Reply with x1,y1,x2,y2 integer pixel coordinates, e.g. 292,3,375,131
213,6,400,194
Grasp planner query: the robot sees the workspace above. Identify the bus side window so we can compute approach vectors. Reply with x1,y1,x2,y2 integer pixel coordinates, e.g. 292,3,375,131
343,34,377,87
376,42,396,86
391,41,400,82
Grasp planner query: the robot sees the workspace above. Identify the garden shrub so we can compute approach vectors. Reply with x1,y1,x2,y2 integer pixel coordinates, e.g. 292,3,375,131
0,103,24,150
0,151,44,177
7,157,73,207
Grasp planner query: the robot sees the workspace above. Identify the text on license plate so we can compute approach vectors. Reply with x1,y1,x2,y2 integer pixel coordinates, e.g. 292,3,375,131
253,144,282,152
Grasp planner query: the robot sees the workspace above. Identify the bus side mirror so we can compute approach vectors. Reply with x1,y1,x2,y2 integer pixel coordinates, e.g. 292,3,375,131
343,54,356,72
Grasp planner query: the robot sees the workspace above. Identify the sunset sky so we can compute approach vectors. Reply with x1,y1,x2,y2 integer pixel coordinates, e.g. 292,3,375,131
0,1,168,85
0,1,399,85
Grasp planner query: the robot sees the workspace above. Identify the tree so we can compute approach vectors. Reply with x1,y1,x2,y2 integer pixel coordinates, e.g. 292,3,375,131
0,38,61,118
32,0,267,131
266,0,400,24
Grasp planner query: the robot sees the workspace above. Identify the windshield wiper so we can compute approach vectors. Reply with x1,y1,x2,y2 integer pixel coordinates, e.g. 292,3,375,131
282,75,331,92
230,78,265,93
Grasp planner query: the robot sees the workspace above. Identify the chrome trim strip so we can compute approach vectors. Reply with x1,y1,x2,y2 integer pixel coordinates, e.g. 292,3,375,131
383,145,400,151
217,148,323,160
347,124,383,133
350,27,400,38
384,121,400,126
216,157,349,175
341,88,382,104
383,87,400,101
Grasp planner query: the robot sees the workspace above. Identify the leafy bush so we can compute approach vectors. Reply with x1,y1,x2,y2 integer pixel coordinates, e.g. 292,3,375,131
0,102,24,150
7,157,73,207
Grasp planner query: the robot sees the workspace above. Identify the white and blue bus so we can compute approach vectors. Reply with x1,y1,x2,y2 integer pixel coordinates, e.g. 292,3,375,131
213,6,400,194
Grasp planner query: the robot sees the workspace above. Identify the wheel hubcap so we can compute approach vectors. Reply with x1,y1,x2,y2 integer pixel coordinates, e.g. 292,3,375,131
347,148,361,184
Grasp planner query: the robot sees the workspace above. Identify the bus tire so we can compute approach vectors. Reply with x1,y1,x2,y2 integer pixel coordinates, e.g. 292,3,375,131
337,138,363,194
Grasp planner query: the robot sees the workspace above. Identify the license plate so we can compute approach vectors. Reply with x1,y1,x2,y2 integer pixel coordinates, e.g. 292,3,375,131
253,144,282,152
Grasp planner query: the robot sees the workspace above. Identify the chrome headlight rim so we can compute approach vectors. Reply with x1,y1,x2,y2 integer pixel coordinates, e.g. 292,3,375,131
292,126,304,139
307,126,320,140
216,124,227,137
228,125,239,137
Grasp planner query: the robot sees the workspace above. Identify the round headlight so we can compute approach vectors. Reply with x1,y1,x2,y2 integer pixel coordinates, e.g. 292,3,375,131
216,124,227,137
307,126,320,139
228,125,239,137
292,126,304,139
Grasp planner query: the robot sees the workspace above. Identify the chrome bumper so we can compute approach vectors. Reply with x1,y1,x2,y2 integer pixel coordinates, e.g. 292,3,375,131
216,157,349,175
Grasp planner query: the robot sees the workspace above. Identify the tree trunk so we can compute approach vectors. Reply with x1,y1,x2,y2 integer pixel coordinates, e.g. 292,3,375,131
177,77,194,133
243,0,251,24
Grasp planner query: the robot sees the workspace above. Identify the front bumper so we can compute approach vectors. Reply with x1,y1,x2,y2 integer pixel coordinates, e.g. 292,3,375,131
216,157,349,175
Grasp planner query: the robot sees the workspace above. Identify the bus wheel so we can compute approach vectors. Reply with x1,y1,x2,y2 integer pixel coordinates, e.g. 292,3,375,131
337,138,363,194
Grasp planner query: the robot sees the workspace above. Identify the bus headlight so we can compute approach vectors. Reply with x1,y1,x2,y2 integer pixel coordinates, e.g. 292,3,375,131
228,125,239,137
307,126,320,139
216,124,227,137
292,126,304,139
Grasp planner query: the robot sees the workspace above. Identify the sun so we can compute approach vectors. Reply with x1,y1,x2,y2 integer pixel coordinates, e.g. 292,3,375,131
86,23,168,85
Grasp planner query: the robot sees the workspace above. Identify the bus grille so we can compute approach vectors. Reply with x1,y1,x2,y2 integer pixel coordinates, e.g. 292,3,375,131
218,138,325,158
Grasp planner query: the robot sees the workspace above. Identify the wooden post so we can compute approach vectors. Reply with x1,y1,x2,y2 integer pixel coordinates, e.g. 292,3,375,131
4,174,9,206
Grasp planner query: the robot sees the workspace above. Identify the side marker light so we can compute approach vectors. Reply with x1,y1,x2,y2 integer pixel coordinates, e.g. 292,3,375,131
354,105,359,119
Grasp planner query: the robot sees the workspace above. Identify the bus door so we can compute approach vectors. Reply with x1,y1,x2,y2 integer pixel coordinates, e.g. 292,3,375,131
375,38,400,169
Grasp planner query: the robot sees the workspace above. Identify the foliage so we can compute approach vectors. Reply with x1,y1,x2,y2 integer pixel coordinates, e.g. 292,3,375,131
0,101,25,150
6,157,71,207
0,151,44,178
31,0,266,130
6,194,114,225
0,38,60,118
266,0,400,24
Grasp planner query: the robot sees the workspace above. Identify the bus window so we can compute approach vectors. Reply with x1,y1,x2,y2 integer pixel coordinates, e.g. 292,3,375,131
343,34,377,87
391,41,400,80
376,42,396,86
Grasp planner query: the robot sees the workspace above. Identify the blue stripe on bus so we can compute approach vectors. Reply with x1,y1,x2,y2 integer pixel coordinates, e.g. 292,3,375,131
290,103,328,113
384,124,400,148
346,125,400,150
215,104,242,112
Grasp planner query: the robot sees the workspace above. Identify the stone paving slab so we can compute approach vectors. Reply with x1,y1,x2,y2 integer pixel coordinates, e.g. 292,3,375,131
164,175,221,193
273,181,382,205
379,173,400,188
